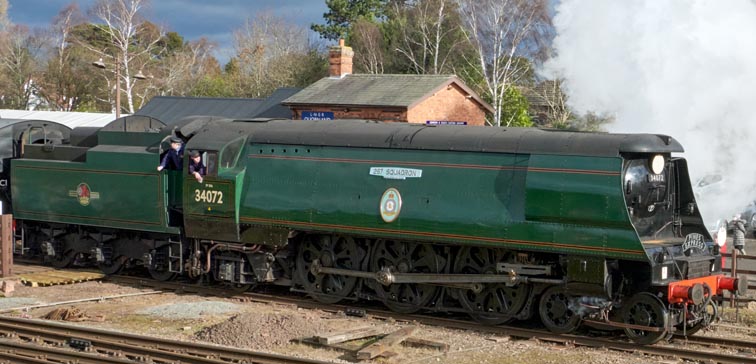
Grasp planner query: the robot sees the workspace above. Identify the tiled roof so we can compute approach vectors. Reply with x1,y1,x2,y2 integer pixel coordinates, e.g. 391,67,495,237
135,88,300,125
283,74,492,112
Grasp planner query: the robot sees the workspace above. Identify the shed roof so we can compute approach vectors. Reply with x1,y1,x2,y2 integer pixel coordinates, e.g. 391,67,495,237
135,88,300,125
0,109,116,128
282,74,494,113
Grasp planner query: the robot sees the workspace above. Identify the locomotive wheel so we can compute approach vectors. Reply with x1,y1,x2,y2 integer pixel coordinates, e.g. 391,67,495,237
678,300,717,336
539,285,581,334
148,247,177,282
370,240,442,313
622,292,670,344
98,255,126,275
295,235,362,304
50,250,76,269
455,247,528,325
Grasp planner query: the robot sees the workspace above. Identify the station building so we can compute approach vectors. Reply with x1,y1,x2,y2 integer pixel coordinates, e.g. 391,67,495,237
283,40,493,126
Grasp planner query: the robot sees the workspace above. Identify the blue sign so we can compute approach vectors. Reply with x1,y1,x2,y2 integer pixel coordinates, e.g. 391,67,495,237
302,111,334,120
426,120,467,125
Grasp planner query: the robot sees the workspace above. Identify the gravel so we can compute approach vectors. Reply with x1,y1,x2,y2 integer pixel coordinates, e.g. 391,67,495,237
0,297,41,310
137,301,240,319
195,311,331,351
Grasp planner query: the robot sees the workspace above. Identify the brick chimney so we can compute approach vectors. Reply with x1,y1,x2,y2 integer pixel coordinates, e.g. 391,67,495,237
329,39,353,78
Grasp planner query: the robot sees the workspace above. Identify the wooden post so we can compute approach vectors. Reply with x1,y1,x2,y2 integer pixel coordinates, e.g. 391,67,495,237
0,215,11,277
731,248,738,308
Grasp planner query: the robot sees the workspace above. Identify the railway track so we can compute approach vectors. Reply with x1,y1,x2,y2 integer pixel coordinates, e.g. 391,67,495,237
0,315,333,364
102,274,756,364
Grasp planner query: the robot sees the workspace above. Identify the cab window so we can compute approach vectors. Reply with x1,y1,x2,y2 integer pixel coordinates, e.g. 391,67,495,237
205,152,218,176
219,137,245,170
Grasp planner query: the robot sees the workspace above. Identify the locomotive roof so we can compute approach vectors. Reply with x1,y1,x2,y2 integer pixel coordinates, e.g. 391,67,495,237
189,119,684,157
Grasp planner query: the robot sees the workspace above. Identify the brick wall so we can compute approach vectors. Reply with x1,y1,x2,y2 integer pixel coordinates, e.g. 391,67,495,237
292,107,407,122
406,83,487,126
290,83,488,125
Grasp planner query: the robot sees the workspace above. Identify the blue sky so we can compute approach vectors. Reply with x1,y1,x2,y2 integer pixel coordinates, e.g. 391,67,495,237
7,0,330,64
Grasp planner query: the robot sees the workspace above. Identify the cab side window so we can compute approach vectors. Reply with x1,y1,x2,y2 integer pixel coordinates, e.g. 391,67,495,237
219,137,245,170
205,152,218,176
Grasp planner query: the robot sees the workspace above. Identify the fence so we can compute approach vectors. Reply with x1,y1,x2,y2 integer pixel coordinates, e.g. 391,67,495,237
722,250,755,307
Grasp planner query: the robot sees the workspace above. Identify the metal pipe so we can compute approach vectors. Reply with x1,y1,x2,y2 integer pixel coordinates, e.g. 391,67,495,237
203,242,222,274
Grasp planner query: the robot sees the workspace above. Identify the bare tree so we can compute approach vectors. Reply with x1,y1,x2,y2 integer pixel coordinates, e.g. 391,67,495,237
84,0,162,114
39,3,87,111
390,0,467,74
532,79,571,127
152,38,216,97
234,13,312,97
351,18,385,74
0,25,43,109
457,0,551,126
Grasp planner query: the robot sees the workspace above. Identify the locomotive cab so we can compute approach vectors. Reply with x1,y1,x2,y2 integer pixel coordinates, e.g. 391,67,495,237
182,126,246,242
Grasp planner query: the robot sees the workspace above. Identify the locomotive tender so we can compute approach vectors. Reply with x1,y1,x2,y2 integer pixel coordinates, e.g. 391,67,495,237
11,116,745,344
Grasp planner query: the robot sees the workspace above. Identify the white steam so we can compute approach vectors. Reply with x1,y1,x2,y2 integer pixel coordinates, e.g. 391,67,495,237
542,0,756,228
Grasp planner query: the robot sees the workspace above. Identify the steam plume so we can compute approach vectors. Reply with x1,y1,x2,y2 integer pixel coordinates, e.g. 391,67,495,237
542,0,756,227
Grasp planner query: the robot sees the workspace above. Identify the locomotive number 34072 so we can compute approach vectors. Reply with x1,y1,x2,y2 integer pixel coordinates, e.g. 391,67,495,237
194,189,223,204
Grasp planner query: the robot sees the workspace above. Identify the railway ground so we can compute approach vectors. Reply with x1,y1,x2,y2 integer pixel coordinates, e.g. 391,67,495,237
0,262,755,363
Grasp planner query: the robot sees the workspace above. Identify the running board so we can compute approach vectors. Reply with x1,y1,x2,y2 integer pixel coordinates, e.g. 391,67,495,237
310,259,563,287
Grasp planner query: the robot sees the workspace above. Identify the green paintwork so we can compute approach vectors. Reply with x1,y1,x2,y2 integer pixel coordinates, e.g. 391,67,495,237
11,147,179,234
183,172,240,241
97,130,163,147
227,143,646,260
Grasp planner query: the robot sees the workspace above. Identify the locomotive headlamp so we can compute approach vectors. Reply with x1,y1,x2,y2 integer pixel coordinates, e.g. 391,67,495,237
650,155,665,175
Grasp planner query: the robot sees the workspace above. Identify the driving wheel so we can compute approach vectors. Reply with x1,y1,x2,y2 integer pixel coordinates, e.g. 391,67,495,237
295,235,363,304
370,240,442,313
455,246,529,325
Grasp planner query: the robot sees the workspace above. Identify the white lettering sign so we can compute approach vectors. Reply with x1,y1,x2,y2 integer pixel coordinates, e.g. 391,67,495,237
369,167,423,180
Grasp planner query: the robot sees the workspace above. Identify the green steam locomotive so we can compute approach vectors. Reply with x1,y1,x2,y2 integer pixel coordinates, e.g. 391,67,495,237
11,116,745,344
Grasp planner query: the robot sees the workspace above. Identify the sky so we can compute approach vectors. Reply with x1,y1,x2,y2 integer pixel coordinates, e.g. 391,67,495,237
542,0,756,227
7,0,330,64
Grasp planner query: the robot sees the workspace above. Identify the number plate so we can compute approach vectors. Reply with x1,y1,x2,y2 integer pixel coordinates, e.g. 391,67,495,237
194,188,224,204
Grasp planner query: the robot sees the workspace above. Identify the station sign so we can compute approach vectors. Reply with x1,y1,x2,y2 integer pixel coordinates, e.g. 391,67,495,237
426,120,467,125
302,111,334,120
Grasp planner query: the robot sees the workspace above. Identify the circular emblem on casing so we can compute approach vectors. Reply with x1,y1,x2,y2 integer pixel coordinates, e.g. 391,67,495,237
380,188,402,223
77,183,91,206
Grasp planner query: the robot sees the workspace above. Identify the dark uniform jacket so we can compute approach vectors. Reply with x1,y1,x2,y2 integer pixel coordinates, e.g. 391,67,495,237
160,147,184,170
189,160,205,176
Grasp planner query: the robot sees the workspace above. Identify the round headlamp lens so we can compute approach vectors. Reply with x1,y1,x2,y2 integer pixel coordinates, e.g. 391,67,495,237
650,155,664,175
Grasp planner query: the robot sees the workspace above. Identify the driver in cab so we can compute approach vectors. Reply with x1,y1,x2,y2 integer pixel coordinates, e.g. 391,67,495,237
188,150,205,183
